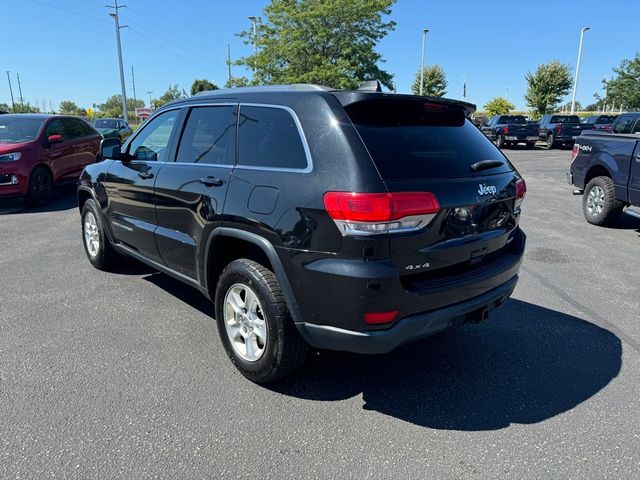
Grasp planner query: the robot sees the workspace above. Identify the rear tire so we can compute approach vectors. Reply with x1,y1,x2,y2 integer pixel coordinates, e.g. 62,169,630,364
545,133,555,149
81,198,120,270
495,134,504,148
215,259,308,383
582,176,624,226
525,142,535,150
25,166,53,207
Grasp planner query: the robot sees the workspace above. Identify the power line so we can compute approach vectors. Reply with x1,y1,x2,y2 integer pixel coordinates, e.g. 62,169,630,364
29,0,110,23
125,5,226,58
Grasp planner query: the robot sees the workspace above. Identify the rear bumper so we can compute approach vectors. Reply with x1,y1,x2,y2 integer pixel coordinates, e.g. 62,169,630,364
297,275,518,354
505,135,538,142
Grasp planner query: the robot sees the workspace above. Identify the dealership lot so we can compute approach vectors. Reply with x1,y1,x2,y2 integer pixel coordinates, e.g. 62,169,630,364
1,148,639,479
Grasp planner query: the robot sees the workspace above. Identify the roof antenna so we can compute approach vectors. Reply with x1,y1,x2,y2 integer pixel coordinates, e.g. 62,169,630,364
358,80,382,92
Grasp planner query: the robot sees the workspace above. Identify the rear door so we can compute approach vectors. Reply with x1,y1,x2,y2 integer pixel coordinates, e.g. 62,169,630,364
153,103,237,280
344,99,523,282
628,139,640,206
62,118,95,175
104,108,182,263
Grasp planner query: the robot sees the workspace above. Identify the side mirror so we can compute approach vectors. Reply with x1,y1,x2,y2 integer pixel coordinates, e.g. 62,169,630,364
100,137,122,160
48,134,64,144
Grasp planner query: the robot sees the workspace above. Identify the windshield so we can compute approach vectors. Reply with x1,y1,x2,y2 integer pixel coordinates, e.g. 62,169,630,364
0,116,44,143
346,99,514,180
93,119,118,129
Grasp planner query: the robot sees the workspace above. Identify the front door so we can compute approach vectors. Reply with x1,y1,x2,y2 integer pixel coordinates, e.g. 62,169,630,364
628,142,640,206
154,104,237,280
103,108,182,263
41,119,75,182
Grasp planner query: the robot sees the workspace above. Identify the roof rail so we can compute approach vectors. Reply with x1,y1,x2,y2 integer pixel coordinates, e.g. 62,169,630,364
194,84,334,96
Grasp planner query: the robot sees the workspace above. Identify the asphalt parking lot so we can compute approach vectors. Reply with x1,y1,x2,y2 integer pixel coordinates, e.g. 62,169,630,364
1,147,639,479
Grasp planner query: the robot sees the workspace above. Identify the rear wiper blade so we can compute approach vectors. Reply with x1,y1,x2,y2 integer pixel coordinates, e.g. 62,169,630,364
470,159,504,172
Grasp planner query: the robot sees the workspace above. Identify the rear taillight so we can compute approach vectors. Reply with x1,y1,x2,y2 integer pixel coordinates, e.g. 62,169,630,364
572,144,579,160
515,178,526,211
555,125,562,133
503,126,509,135
323,191,440,236
364,310,399,325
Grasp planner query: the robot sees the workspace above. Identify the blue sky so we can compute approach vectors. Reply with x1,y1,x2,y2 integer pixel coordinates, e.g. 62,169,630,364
2,0,637,112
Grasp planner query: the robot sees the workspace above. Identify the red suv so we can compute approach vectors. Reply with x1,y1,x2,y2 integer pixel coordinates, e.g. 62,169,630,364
0,114,102,206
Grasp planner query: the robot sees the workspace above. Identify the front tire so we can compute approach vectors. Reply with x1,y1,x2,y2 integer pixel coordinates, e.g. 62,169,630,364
25,166,53,207
495,134,504,148
215,259,308,383
81,198,119,270
582,176,624,226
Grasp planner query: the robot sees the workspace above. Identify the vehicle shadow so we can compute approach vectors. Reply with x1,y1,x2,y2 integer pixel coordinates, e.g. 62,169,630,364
268,299,622,431
122,269,622,432
0,184,77,214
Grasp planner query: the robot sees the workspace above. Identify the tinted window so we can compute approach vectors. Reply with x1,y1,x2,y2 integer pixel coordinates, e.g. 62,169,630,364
128,109,179,162
613,116,634,134
94,119,118,129
0,116,44,143
550,115,580,124
632,119,640,134
238,106,307,169
63,119,85,139
346,99,513,180
596,115,616,124
176,106,236,165
45,119,67,139
499,115,527,124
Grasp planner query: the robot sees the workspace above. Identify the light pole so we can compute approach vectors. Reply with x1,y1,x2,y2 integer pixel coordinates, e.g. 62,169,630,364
5,71,15,112
248,16,258,73
108,0,128,121
147,91,153,109
419,28,429,95
570,26,590,114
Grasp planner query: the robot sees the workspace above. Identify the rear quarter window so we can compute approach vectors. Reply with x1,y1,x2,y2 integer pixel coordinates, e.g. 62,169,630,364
345,100,514,180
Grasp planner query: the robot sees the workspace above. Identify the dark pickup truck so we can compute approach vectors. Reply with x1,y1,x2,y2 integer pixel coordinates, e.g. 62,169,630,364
567,131,640,225
583,114,617,132
481,115,539,149
539,114,592,149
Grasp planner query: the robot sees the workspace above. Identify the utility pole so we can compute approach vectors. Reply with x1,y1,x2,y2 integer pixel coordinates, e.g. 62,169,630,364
6,71,15,112
130,66,137,105
419,28,429,96
227,44,232,85
248,16,258,72
147,91,153,109
108,0,128,121
16,73,24,105
505,87,509,101
571,26,590,114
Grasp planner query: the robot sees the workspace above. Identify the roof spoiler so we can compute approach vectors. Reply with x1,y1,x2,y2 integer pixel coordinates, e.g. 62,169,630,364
331,91,476,116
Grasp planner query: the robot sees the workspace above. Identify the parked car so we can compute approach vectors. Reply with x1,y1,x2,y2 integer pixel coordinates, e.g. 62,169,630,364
538,114,593,149
567,129,640,225
583,114,617,132
481,114,539,149
93,118,133,141
0,114,101,205
77,84,527,383
610,112,640,135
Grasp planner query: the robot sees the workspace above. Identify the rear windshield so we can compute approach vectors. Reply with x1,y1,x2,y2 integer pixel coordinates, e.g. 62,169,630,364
500,115,527,124
550,115,580,123
595,115,616,124
345,100,513,180
94,119,118,129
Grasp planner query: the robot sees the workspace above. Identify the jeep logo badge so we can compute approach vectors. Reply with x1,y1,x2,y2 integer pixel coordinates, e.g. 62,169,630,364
478,184,497,195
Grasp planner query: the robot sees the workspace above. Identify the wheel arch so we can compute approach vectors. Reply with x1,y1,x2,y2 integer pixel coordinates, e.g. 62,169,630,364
584,164,612,186
203,228,304,325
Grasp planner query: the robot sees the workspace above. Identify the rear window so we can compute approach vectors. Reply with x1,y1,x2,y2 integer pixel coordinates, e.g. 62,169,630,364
595,115,616,124
345,100,513,180
550,115,580,124
500,115,527,124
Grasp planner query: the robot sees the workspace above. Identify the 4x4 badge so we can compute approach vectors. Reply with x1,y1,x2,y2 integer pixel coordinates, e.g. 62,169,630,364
478,184,497,195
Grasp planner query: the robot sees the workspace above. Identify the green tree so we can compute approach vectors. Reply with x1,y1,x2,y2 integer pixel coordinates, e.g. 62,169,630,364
152,85,185,109
0,103,10,113
560,100,582,112
224,76,250,88
191,79,218,96
236,0,396,89
59,100,80,114
604,53,640,110
483,97,515,116
411,65,447,97
99,95,144,118
524,61,572,116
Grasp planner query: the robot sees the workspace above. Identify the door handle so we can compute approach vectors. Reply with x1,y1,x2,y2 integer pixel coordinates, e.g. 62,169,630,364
200,176,224,187
138,171,154,179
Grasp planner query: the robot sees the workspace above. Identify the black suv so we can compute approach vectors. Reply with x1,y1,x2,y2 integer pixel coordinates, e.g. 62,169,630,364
78,84,527,383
